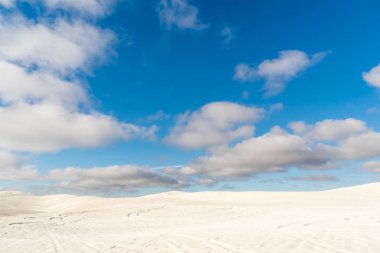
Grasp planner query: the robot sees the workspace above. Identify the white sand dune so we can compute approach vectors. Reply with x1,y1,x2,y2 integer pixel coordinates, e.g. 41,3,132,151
1,183,380,253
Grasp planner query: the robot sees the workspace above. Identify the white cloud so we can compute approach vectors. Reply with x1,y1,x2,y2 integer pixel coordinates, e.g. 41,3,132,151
234,50,327,97
0,60,157,153
48,165,185,192
185,126,332,179
288,118,380,161
288,118,368,142
165,102,265,149
363,64,380,89
0,60,87,107
0,103,156,153
337,132,380,160
0,0,157,182
0,151,20,169
172,117,380,182
0,0,15,8
29,116,380,190
157,0,208,30
0,166,39,181
0,14,155,152
0,151,39,180
0,16,115,74
5,112,380,189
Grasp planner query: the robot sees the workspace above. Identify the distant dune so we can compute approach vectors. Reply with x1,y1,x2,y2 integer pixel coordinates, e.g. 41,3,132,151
1,183,380,252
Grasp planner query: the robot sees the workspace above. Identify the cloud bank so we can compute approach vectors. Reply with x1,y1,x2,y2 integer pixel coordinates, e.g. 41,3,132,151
175,117,380,184
48,165,186,193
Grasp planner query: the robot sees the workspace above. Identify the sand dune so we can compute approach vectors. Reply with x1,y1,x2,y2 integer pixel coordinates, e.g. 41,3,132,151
1,183,380,252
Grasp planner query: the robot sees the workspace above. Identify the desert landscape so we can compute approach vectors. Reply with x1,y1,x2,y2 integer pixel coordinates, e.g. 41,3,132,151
1,1,380,252
1,183,379,253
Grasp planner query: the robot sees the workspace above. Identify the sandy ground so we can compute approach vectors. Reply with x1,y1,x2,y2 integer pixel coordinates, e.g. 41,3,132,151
0,183,380,253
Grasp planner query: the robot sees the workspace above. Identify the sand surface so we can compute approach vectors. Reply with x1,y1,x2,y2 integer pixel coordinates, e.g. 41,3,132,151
1,183,380,252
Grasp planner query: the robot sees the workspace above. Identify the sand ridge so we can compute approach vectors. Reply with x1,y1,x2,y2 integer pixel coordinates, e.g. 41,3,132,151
1,183,380,252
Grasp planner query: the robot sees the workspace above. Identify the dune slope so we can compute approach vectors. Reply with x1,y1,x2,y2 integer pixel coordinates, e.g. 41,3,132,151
1,183,380,252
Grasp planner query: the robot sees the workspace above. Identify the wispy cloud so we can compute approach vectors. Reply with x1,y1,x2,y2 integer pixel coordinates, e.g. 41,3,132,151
234,50,327,97
44,0,116,17
157,0,208,30
362,161,380,173
221,26,235,45
140,110,170,123
269,103,284,113
288,175,338,182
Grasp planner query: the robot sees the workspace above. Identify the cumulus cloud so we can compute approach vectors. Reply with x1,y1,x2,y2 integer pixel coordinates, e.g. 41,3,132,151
234,50,327,97
0,166,39,181
0,60,157,153
0,1,157,181
157,0,208,30
0,151,38,180
281,121,380,163
0,103,157,153
288,118,368,142
5,111,380,191
48,165,186,193
184,126,333,179
0,16,155,153
0,16,115,74
38,116,380,191
337,132,380,160
0,60,87,107
165,102,265,149
363,64,380,89
171,117,380,183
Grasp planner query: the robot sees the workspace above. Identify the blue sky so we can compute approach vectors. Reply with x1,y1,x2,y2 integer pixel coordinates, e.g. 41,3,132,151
1,0,380,195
